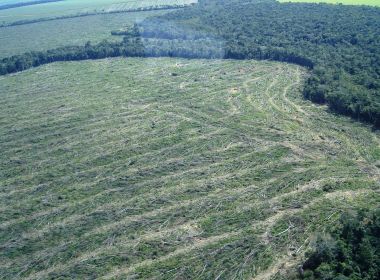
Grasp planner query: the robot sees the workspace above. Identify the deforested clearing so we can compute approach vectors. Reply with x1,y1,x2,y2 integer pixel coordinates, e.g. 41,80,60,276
0,10,167,59
0,57,379,279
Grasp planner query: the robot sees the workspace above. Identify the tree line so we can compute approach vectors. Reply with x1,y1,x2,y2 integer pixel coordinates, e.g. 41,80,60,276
0,37,227,75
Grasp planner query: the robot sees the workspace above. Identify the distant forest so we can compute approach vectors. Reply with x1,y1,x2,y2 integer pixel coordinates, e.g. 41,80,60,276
1,0,379,126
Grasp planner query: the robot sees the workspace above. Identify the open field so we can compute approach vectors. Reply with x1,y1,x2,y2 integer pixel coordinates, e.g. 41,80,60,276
0,10,168,59
0,57,379,279
0,0,197,24
0,0,64,11
278,0,380,7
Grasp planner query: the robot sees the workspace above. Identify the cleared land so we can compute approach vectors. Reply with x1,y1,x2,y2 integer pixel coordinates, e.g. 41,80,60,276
0,58,379,279
279,0,380,6
0,0,197,24
0,0,64,11
0,10,168,59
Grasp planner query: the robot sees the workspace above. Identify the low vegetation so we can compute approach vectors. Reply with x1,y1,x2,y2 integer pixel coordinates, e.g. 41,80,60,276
0,57,379,279
0,0,64,11
0,10,168,59
0,4,192,28
0,0,197,25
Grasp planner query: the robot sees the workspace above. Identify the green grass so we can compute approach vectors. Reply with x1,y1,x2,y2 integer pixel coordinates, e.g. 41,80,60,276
0,57,379,279
278,0,380,7
0,0,197,58
0,0,197,24
0,10,168,59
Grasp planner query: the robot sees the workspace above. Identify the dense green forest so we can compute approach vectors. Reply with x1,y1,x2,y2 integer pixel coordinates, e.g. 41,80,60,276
1,0,379,126
301,208,380,280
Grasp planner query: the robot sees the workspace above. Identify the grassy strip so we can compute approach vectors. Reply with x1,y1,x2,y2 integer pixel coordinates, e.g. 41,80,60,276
0,4,191,28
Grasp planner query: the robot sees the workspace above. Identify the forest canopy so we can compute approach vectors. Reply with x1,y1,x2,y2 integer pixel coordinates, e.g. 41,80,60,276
302,208,380,280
